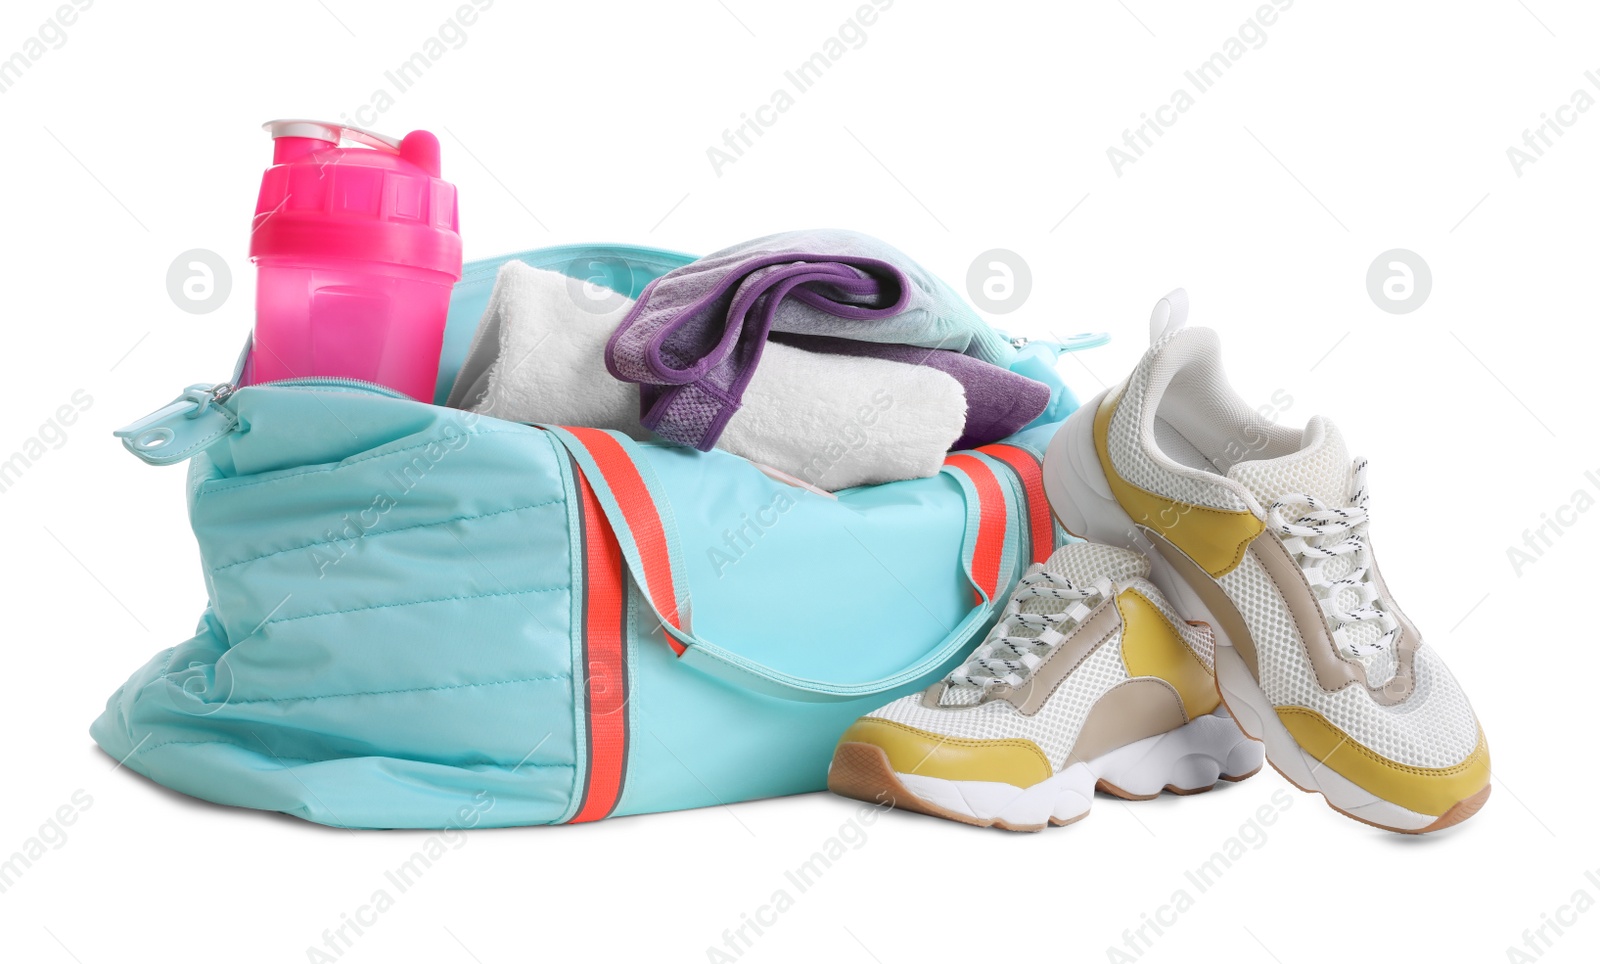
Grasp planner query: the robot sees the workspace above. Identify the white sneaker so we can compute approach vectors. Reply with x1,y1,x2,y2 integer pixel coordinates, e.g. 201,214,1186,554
1042,290,1491,833
827,542,1263,832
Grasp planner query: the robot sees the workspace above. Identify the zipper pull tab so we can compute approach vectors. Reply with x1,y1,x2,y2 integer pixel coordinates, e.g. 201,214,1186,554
113,383,240,466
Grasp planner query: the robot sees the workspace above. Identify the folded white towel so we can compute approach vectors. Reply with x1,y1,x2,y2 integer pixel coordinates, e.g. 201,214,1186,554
449,262,968,490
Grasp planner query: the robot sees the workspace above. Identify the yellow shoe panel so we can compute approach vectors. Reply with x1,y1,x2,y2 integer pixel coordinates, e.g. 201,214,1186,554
1115,588,1220,720
1275,706,1491,817
836,718,1053,789
1093,392,1263,577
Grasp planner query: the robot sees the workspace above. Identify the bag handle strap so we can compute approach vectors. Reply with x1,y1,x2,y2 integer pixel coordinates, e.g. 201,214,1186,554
544,425,694,650
541,426,1040,703
975,442,1056,567
940,453,1019,606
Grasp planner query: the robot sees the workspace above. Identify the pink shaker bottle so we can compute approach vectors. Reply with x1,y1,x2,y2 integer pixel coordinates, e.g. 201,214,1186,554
247,120,463,402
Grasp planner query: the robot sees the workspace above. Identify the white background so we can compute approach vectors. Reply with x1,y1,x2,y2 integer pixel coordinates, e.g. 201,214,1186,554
2,1,1596,961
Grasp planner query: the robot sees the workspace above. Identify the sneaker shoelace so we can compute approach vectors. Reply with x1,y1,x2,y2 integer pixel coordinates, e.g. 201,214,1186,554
945,568,1110,690
1266,458,1399,658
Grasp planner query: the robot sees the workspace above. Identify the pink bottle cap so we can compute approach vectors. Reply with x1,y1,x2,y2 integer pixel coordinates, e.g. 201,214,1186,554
249,120,463,279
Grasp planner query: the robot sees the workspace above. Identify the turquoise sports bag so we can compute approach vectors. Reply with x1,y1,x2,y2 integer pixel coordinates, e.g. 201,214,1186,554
91,244,1094,829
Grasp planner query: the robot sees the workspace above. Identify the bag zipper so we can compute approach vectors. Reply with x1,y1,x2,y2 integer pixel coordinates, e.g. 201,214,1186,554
232,375,412,399
219,339,414,401
115,369,415,466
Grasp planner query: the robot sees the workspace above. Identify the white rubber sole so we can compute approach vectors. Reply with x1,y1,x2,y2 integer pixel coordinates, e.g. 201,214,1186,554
878,709,1263,831
1213,645,1439,831
1040,397,1447,833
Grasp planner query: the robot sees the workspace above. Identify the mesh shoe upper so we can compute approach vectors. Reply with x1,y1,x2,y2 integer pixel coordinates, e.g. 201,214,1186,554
1106,318,1484,773
864,542,1215,771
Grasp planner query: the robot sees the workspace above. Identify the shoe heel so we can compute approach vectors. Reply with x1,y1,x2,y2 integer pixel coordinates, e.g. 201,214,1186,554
1043,392,1144,549
1091,709,1264,798
1044,397,1206,621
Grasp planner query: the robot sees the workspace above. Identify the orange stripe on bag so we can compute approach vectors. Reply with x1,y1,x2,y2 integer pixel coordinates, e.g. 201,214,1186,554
978,444,1054,565
944,453,1008,604
570,466,629,824
563,426,685,652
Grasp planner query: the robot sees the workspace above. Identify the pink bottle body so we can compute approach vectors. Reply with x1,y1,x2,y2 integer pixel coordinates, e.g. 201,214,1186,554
248,122,463,402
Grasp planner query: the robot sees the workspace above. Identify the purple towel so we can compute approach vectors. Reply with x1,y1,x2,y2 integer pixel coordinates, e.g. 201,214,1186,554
604,230,1015,451
770,334,1050,451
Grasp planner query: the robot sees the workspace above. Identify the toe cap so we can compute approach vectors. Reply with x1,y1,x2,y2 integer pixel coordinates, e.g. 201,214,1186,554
1276,706,1491,817
835,717,1053,788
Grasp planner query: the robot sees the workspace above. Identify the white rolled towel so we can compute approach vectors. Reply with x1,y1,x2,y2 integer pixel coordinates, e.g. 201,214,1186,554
448,261,968,491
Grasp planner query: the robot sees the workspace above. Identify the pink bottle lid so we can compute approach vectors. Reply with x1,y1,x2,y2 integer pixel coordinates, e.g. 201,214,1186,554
249,120,462,279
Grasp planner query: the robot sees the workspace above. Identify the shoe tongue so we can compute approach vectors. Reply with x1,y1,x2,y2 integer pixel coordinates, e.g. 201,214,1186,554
1228,417,1387,660
937,540,1150,706
1227,416,1355,509
1042,542,1149,587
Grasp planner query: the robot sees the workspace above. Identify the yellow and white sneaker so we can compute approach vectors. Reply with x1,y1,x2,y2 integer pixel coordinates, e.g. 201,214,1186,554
827,542,1263,831
1042,290,1491,833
